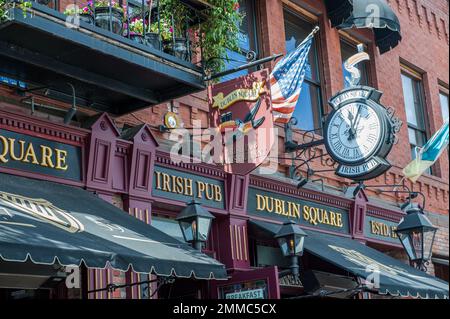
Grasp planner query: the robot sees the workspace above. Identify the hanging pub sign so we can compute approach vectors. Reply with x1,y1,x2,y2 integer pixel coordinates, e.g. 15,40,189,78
0,129,82,181
247,187,350,234
210,70,275,176
152,165,225,210
323,49,402,181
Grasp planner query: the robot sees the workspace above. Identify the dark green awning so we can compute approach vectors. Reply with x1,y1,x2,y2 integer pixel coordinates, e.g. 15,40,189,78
324,0,402,54
0,173,227,280
249,220,449,299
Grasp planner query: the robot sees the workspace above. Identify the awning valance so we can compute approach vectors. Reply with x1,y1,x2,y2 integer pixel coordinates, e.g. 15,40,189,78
324,0,402,54
0,173,227,280
249,220,449,299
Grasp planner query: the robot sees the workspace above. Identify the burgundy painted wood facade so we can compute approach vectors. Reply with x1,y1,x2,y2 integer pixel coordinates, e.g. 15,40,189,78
0,108,406,299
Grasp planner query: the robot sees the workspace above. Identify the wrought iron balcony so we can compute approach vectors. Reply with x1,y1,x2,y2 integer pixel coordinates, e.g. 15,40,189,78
0,0,209,115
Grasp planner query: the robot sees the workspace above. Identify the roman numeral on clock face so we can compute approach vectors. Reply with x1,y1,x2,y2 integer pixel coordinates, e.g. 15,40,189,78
333,141,343,152
342,148,350,157
368,134,377,143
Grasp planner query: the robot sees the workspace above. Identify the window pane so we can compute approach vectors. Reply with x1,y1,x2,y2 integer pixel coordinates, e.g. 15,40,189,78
408,128,417,145
440,92,449,121
221,0,257,82
284,10,319,82
291,81,321,131
222,50,250,82
340,40,369,88
284,10,322,131
402,74,419,127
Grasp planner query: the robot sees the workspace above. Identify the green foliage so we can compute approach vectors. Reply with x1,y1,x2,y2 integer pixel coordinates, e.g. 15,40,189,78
0,0,32,21
0,0,6,22
158,0,242,74
200,0,243,75
159,0,190,37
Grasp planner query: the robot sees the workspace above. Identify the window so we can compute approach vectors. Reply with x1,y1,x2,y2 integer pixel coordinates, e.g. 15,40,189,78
439,89,449,121
222,0,258,82
401,71,431,174
284,9,322,131
340,39,370,88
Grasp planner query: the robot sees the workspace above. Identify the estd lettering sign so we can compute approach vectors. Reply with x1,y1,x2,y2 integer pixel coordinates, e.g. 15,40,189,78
0,129,82,181
365,216,399,244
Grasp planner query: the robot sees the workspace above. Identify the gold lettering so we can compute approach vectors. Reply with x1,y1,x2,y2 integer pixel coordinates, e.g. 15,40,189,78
214,185,222,202
0,135,9,163
303,205,310,223
162,173,170,192
336,213,343,228
205,184,214,200
55,149,68,171
330,211,337,226
155,171,162,190
22,143,39,165
184,178,193,196
265,197,274,213
274,199,283,215
322,210,330,225
309,207,319,225
197,181,205,199
256,194,265,211
40,145,55,168
9,138,25,161
170,175,177,193
292,203,301,219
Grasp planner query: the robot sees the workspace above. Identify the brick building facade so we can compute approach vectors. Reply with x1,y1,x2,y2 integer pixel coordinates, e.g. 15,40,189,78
0,0,448,299
117,0,449,273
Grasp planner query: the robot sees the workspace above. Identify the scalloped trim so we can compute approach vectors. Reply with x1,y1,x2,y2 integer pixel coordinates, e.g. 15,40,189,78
0,253,228,281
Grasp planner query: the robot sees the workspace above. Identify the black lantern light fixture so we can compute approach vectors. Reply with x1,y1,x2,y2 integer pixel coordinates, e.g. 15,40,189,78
176,200,215,251
274,221,308,278
396,203,437,271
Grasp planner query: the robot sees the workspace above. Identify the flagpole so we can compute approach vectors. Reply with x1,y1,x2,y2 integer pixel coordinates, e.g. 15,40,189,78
300,26,320,46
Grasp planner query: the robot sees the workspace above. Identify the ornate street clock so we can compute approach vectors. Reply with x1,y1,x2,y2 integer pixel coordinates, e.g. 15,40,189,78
324,86,399,181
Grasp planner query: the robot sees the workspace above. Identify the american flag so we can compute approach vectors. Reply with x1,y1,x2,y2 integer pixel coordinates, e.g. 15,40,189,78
270,29,316,124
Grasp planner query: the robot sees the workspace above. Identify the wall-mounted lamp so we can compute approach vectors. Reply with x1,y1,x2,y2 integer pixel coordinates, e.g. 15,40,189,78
274,221,308,279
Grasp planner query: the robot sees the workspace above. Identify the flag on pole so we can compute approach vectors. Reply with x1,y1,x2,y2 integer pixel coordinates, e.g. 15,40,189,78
403,118,449,183
270,27,318,124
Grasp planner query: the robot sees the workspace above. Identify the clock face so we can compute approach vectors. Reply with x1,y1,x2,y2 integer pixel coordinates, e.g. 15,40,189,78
326,102,382,164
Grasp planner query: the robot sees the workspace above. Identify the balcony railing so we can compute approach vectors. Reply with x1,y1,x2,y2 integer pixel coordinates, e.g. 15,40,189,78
0,0,210,114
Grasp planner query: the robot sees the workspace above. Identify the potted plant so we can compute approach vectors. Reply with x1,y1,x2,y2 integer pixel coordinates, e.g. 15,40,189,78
64,5,94,25
159,0,191,61
89,0,125,35
145,21,163,50
124,17,147,45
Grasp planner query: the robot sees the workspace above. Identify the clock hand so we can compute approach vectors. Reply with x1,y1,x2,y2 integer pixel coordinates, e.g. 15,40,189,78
347,111,355,140
351,105,363,139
